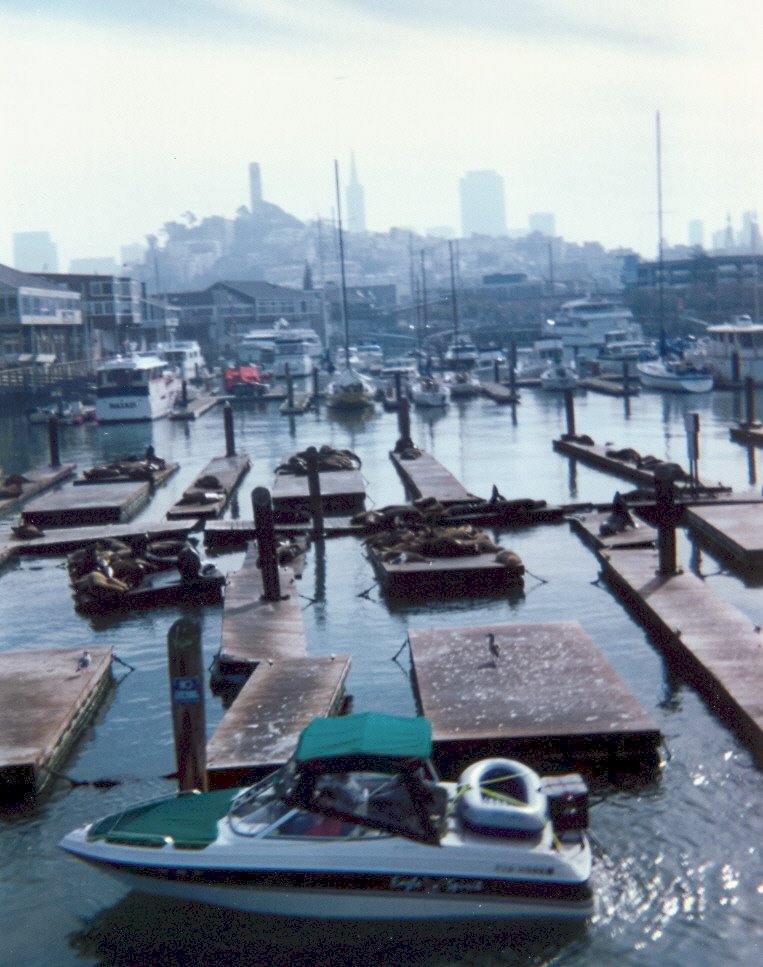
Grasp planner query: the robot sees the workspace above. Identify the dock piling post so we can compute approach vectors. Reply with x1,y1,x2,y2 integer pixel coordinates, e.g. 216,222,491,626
252,486,283,600
312,366,319,401
285,364,294,411
744,376,756,425
394,370,402,402
47,414,60,467
732,351,741,385
305,446,325,539
223,401,235,457
396,397,413,450
508,342,518,398
563,388,576,438
181,379,188,407
654,463,681,576
493,357,500,383
167,616,208,793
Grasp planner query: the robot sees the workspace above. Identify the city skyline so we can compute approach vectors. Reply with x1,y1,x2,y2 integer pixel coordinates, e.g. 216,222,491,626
1,1,761,268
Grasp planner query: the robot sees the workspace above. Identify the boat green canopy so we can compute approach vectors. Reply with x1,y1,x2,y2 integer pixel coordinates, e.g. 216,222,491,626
294,713,432,766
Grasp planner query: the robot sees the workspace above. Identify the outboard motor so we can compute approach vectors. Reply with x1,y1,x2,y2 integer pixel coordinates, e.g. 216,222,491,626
541,773,589,833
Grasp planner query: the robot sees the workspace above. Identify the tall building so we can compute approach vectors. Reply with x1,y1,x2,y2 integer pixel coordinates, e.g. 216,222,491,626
741,210,759,249
528,212,556,236
345,153,366,233
688,219,704,248
249,162,263,213
459,170,507,237
13,231,58,272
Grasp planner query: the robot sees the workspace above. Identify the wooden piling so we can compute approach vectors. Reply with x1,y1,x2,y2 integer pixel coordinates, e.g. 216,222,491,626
252,486,282,600
654,463,680,575
285,364,294,411
563,387,576,437
745,376,756,425
305,446,325,539
47,415,60,467
397,397,413,449
223,401,235,457
167,617,207,792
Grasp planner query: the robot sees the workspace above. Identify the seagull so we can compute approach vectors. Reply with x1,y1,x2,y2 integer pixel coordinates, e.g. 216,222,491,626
77,650,92,670
487,633,499,662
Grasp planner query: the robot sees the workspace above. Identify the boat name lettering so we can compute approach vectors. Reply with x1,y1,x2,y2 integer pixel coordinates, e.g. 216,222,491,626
110,402,137,409
389,875,483,894
494,864,555,876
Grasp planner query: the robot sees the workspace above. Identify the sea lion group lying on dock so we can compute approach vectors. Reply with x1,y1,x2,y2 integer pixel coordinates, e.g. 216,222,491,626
276,446,362,476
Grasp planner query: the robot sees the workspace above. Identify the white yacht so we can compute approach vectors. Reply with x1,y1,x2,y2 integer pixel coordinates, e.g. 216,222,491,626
355,342,384,372
443,336,479,370
156,340,208,382
95,352,178,422
542,298,643,362
685,315,763,384
515,338,565,380
240,323,322,371
407,373,450,408
271,335,315,378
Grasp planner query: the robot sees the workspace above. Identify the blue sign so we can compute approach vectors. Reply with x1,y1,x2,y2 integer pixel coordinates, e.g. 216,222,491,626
172,675,201,704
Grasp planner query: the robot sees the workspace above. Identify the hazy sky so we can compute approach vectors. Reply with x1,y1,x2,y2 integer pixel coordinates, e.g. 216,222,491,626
1,1,761,268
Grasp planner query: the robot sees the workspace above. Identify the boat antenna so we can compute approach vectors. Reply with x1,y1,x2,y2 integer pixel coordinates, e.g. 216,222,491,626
656,110,667,355
334,159,351,368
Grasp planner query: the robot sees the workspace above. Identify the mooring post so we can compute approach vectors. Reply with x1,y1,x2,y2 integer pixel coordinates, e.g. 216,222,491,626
563,388,576,438
394,370,402,402
223,401,235,456
744,376,756,425
654,463,680,576
623,360,631,396
252,486,282,600
47,414,60,467
493,357,500,383
312,366,320,401
167,616,207,793
285,363,294,410
731,351,741,384
305,446,325,539
396,397,413,449
508,342,518,398
181,379,188,407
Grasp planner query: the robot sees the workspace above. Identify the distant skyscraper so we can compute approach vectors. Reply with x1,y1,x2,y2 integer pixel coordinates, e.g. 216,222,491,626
249,162,263,213
13,231,58,272
741,210,758,249
688,219,704,248
345,153,366,233
459,171,507,237
528,212,556,236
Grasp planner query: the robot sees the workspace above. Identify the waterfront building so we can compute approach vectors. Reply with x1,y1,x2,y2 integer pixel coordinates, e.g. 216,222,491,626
459,170,507,238
0,262,82,363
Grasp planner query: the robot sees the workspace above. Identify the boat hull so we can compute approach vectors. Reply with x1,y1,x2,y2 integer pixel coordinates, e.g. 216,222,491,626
637,364,713,393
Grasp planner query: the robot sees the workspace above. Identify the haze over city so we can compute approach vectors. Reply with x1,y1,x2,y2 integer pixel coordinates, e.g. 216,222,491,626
2,0,761,269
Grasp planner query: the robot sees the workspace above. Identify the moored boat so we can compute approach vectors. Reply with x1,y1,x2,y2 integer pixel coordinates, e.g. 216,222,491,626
684,315,763,384
325,366,376,410
540,363,578,391
95,352,178,422
636,357,713,393
407,373,450,407
59,713,593,921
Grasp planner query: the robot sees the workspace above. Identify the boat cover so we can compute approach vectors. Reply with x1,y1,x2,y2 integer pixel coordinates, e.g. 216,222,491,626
294,713,432,771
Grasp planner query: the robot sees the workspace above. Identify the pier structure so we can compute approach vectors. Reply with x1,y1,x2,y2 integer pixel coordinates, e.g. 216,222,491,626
408,622,661,776
0,463,75,516
270,468,365,521
166,454,251,521
389,448,475,504
168,394,221,421
0,646,113,802
21,479,154,527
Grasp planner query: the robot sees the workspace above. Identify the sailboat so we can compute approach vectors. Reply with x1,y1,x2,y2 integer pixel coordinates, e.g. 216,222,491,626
325,160,376,411
442,240,481,398
407,247,450,407
636,112,713,395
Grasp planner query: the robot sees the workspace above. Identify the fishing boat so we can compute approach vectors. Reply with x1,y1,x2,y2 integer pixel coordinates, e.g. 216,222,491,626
539,363,578,391
59,713,593,921
636,357,713,393
95,352,178,422
325,161,376,411
223,364,270,399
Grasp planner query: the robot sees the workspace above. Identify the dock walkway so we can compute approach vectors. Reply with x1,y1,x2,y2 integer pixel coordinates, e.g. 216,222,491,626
166,454,250,521
389,449,475,504
0,463,75,516
169,394,221,421
685,501,763,572
271,469,366,520
22,479,153,527
408,621,660,775
599,547,763,760
0,646,113,801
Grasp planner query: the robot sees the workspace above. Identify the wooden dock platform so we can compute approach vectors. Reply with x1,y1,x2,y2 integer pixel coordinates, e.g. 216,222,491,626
21,479,152,528
169,394,221,421
729,422,763,447
578,376,640,397
206,655,351,787
0,646,113,802
553,437,729,493
408,622,661,775
599,548,763,761
213,546,307,681
0,463,75,515
280,392,313,415
204,517,360,548
568,510,658,553
367,546,524,599
271,469,366,521
166,454,251,521
0,519,194,562
73,462,178,486
481,382,520,404
390,449,475,504
684,501,763,571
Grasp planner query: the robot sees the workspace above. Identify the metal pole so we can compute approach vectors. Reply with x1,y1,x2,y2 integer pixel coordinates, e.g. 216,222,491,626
252,487,282,600
223,401,235,457
167,616,207,792
305,446,325,539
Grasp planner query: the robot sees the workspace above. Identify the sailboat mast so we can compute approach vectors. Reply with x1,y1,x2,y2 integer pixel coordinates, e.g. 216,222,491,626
448,239,459,341
334,159,351,364
656,111,665,341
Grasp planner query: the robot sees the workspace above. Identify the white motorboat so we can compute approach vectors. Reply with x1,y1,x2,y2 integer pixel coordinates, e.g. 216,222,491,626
407,373,450,407
28,399,96,425
592,334,658,375
325,366,376,410
442,369,481,398
542,298,644,363
95,352,178,422
155,340,209,383
636,357,713,393
443,336,479,370
684,315,763,384
515,339,565,380
355,342,384,372
539,363,578,391
59,713,593,922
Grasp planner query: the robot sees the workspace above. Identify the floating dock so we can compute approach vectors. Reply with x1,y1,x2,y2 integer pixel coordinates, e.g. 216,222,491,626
577,376,640,397
168,394,221,421
206,655,351,787
729,422,763,447
367,546,523,599
408,622,661,775
0,520,194,562
0,463,76,515
21,479,152,527
599,548,763,761
73,462,178,486
568,510,658,552
166,454,251,521
390,449,475,504
213,546,307,682
684,501,763,572
480,382,519,404
0,646,113,802
553,437,729,493
271,469,366,521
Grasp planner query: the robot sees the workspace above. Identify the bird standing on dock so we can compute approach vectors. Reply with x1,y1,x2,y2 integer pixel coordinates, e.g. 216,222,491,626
487,633,499,664
77,650,92,671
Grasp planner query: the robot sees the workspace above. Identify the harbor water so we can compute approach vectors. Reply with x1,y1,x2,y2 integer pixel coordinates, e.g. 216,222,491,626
1,384,762,966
